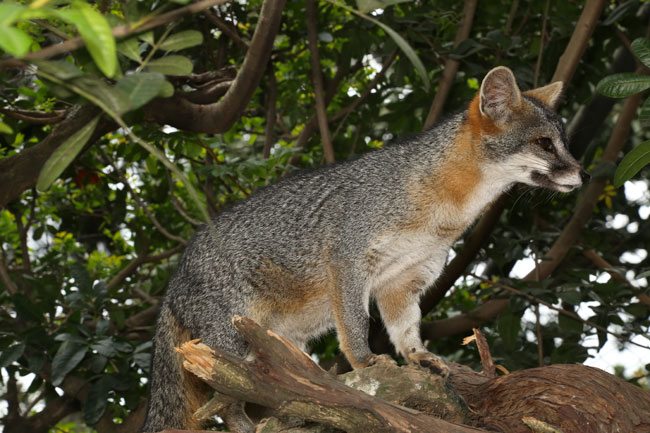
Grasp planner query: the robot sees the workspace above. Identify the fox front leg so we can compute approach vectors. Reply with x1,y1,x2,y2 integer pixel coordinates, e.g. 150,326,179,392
376,279,450,378
330,275,397,368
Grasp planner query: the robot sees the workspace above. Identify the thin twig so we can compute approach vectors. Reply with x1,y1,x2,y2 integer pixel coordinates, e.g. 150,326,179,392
0,106,67,125
263,66,278,158
106,244,185,291
306,0,335,164
0,0,231,68
535,304,544,367
13,209,31,273
471,274,650,351
100,151,187,245
0,256,17,295
583,249,650,308
329,49,398,124
203,8,249,51
165,170,202,227
165,170,203,227
22,387,47,417
504,0,520,35
534,0,551,88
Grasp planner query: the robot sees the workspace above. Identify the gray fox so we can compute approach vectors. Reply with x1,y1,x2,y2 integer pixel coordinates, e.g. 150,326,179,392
141,66,588,432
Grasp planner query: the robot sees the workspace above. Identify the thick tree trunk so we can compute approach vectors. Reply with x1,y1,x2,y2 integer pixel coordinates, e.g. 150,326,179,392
176,317,650,433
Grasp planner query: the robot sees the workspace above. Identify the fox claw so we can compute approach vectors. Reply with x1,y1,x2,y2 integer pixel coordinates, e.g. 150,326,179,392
365,353,397,367
408,352,450,378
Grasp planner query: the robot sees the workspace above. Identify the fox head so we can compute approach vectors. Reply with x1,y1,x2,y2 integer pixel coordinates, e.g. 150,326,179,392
473,66,589,193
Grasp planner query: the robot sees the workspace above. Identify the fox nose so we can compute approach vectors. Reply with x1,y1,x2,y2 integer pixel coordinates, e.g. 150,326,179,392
580,170,590,184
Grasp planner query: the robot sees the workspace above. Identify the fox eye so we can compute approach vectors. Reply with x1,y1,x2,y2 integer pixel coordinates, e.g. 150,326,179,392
535,137,554,153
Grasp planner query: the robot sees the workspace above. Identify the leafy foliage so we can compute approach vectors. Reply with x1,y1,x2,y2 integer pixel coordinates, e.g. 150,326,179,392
597,37,650,187
0,1,649,432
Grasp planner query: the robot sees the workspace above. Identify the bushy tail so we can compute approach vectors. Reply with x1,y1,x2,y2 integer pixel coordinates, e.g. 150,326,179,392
141,304,207,432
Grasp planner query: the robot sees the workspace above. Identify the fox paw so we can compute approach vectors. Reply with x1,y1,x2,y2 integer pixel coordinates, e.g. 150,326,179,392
365,353,397,367
407,352,449,378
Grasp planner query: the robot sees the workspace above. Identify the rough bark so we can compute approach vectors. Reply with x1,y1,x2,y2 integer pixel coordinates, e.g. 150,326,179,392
177,317,650,433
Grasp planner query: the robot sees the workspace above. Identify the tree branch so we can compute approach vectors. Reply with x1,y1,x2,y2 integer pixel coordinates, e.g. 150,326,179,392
551,0,606,85
263,66,278,158
144,0,286,133
106,244,185,291
288,58,363,165
0,106,67,125
423,0,478,129
306,0,335,164
179,316,486,433
0,256,18,295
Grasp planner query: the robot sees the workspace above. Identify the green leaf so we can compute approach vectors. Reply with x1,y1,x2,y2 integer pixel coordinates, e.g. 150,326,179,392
61,3,117,78
0,342,26,368
116,72,165,110
639,96,650,126
51,341,88,386
635,270,650,280
158,80,175,98
588,161,616,180
450,39,486,60
117,37,142,63
146,55,193,75
32,59,84,80
0,121,13,134
159,30,203,52
91,338,116,357
356,0,411,13
0,26,33,57
631,38,650,69
558,314,583,334
613,140,650,187
138,31,154,45
76,77,131,114
596,73,650,98
36,115,100,191
84,376,111,425
558,290,582,306
0,3,26,27
603,0,638,26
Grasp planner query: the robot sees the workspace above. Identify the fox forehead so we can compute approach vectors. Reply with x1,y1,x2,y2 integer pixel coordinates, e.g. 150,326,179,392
519,94,567,143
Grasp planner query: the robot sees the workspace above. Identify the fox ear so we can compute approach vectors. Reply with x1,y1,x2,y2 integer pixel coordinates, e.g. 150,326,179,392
479,66,522,126
524,81,563,110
